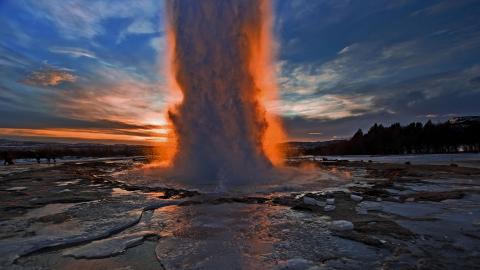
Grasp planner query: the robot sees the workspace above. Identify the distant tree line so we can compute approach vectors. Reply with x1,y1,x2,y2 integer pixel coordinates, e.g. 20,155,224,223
305,119,480,156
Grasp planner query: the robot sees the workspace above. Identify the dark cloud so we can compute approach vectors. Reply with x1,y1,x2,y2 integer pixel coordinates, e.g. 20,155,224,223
372,66,480,115
470,76,480,84
283,65,480,141
274,0,480,140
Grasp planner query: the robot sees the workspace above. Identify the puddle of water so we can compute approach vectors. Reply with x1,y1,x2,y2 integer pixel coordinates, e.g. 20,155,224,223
111,188,134,197
146,191,166,199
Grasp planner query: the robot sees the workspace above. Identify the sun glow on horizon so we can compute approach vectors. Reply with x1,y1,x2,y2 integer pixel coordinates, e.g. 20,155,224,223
0,127,171,145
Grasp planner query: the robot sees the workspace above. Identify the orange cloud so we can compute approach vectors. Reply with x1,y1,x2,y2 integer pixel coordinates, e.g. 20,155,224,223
52,71,169,129
23,67,76,86
0,127,169,144
16,66,175,144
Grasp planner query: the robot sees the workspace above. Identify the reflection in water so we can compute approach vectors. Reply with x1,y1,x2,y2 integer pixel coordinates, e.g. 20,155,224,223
120,163,358,195
154,202,280,269
111,187,133,197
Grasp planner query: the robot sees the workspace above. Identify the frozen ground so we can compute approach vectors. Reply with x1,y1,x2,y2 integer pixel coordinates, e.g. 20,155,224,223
310,153,480,168
0,157,479,269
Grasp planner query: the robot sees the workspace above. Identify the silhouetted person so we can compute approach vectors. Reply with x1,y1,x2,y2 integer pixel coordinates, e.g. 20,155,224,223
35,153,41,164
3,152,14,166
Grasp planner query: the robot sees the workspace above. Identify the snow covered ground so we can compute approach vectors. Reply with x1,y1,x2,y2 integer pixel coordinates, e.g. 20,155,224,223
314,153,480,168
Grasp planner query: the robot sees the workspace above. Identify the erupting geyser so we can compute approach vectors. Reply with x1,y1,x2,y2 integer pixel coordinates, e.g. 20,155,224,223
161,0,286,185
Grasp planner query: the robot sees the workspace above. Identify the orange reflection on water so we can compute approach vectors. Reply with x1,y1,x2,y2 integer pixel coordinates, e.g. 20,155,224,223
154,202,278,268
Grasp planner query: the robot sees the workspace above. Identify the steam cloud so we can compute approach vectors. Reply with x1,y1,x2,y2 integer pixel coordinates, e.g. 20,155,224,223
164,0,285,186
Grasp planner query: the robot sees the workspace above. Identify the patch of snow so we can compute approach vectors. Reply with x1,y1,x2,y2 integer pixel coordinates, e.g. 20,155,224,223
330,220,354,231
356,201,383,214
277,258,315,270
55,179,81,187
324,205,336,212
5,187,27,191
350,194,363,202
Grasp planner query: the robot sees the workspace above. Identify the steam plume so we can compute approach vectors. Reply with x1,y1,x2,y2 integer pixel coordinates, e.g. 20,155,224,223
163,0,286,185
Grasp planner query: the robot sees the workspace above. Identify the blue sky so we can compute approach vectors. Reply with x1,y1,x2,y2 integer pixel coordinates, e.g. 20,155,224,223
1,0,479,143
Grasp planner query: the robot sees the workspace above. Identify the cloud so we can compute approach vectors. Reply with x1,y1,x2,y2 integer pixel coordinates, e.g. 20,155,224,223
282,41,423,90
279,63,480,141
338,45,352,55
0,108,154,129
47,65,171,129
373,65,480,112
0,127,166,144
278,62,341,96
24,0,161,39
411,0,479,16
0,62,170,144
0,64,170,144
49,47,97,59
1,0,479,144
117,18,159,43
126,19,156,34
279,94,376,120
0,108,169,144
22,66,76,87
276,32,475,123
149,36,166,54
0,44,33,69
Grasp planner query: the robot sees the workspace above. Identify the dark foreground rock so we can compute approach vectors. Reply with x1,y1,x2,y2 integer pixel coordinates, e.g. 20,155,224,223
0,158,479,269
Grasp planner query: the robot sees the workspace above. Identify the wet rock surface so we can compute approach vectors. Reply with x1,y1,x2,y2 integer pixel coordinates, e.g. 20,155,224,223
0,158,479,269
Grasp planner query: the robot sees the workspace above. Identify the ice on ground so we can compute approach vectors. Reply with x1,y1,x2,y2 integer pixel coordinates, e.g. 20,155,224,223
0,198,178,266
329,220,354,231
63,231,155,259
355,201,383,214
2,157,480,269
5,186,28,191
23,203,78,219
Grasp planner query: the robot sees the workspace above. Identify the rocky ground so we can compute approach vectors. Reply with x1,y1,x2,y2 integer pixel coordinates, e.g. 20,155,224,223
0,158,479,269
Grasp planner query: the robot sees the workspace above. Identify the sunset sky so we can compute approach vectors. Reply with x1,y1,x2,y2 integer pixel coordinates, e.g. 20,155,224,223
1,0,480,144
